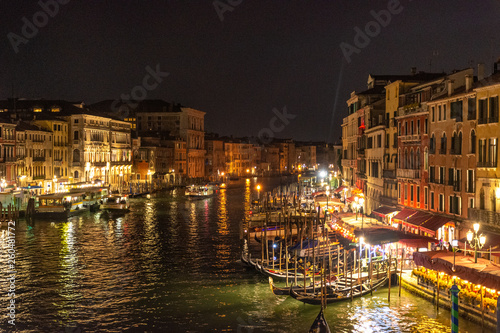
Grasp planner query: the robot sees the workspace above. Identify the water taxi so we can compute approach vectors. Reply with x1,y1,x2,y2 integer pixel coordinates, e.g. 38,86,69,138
185,185,215,198
70,187,109,211
35,192,88,218
101,194,130,212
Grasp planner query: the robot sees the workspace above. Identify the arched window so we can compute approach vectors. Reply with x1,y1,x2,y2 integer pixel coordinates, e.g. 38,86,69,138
74,170,79,179
430,134,436,154
404,149,408,169
458,131,463,154
480,188,485,210
409,149,414,169
424,148,428,170
416,148,421,169
398,149,401,168
73,149,80,163
470,130,476,154
440,133,447,154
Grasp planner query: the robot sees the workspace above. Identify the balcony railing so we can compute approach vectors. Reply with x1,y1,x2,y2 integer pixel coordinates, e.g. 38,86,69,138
477,161,498,167
478,117,488,124
33,175,45,180
399,134,422,143
468,208,500,227
33,156,46,162
396,169,421,179
383,169,396,179
489,116,499,123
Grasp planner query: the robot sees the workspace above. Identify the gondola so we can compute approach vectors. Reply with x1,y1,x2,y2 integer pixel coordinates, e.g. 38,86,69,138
308,308,331,333
290,275,388,305
269,277,336,296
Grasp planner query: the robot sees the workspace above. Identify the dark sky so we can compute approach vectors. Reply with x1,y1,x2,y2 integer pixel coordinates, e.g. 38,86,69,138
1,1,500,143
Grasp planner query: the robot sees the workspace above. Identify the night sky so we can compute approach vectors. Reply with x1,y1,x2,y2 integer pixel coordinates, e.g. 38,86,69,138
1,1,499,143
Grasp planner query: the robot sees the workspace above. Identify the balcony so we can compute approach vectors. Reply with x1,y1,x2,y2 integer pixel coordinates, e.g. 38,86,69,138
33,156,46,162
33,175,45,180
93,161,107,167
468,208,500,227
341,159,356,169
72,162,81,167
398,103,428,116
383,169,396,179
477,161,498,168
396,168,421,180
399,134,421,143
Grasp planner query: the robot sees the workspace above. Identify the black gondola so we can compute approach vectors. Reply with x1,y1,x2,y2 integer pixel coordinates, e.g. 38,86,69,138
308,308,331,333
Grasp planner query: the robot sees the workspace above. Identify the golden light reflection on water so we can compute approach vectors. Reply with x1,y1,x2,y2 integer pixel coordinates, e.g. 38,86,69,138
217,189,228,236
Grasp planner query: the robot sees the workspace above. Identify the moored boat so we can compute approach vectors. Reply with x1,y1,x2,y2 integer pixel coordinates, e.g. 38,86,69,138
185,185,215,198
71,187,109,211
35,192,88,219
101,194,130,212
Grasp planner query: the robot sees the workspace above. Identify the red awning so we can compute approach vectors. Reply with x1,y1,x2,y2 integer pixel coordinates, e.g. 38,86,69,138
413,250,500,290
333,186,346,194
372,206,399,217
419,215,453,233
393,208,417,221
405,211,433,227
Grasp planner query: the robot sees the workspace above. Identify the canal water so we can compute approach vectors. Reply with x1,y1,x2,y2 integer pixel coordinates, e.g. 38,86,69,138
0,177,480,332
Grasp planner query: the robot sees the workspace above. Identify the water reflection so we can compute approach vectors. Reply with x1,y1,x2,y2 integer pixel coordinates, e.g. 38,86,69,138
0,179,482,332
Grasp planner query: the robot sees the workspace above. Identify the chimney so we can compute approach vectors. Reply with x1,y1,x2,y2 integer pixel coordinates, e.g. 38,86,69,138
447,79,454,96
465,74,473,92
494,57,500,74
411,67,417,75
478,63,485,81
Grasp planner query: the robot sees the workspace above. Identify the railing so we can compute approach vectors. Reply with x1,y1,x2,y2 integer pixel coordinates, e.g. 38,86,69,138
383,169,396,179
72,162,81,167
478,117,488,124
396,169,421,179
33,175,45,180
399,134,421,143
33,156,45,162
468,208,500,227
93,162,106,167
489,116,499,123
4,157,16,162
477,161,498,167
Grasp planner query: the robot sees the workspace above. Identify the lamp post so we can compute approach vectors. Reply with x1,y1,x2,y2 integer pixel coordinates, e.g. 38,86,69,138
359,197,365,230
257,184,261,200
466,223,486,263
451,239,458,271
326,186,330,213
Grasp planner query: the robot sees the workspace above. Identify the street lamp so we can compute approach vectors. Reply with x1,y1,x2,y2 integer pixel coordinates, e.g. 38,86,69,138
451,239,458,271
257,185,261,200
466,223,486,263
325,186,330,213
359,197,365,229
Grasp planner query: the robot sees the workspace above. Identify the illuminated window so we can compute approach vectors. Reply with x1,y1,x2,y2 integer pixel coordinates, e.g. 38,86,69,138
51,107,60,113
34,108,42,113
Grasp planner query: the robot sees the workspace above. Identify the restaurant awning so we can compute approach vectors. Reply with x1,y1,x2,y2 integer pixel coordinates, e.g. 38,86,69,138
354,227,439,247
419,215,453,233
405,211,433,227
372,206,399,218
333,186,346,194
393,208,417,221
413,250,500,290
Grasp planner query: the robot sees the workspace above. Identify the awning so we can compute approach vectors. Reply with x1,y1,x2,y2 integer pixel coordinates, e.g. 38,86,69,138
419,215,453,233
393,208,417,221
333,186,346,194
413,250,500,290
405,211,433,227
372,206,399,217
354,226,438,246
